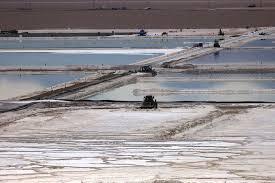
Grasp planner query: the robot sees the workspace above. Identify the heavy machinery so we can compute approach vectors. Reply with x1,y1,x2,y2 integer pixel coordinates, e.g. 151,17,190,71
218,28,225,36
161,32,168,36
248,3,256,7
259,32,267,36
139,65,157,76
141,95,158,109
193,43,203,47
138,29,147,36
214,39,221,48
0,30,18,35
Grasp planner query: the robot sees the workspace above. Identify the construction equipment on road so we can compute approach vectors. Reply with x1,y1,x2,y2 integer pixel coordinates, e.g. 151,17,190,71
161,32,168,36
138,29,147,36
141,95,158,109
248,3,256,7
214,39,221,48
259,32,268,36
193,43,203,47
0,30,18,35
218,28,225,36
139,65,157,76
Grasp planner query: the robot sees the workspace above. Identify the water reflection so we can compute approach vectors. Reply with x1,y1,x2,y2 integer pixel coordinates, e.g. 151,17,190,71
89,73,275,102
242,39,275,47
0,52,160,66
0,37,215,49
0,73,89,100
187,49,275,65
0,78,43,100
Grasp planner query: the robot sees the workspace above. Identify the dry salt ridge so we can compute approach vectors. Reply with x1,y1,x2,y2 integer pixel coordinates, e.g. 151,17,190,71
1,27,275,182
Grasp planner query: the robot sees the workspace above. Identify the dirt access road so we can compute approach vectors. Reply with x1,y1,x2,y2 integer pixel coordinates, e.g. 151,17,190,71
1,0,275,29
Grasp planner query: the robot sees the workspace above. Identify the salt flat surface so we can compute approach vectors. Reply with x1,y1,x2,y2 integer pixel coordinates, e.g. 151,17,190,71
0,104,275,182
1,106,213,136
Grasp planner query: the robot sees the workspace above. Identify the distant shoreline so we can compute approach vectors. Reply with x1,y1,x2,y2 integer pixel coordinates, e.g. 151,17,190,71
0,28,264,37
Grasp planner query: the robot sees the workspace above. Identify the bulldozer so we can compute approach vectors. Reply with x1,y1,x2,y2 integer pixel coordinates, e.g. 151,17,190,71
139,65,157,76
140,95,158,109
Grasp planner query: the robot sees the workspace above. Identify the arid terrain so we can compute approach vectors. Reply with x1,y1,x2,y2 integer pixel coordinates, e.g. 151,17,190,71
1,0,275,29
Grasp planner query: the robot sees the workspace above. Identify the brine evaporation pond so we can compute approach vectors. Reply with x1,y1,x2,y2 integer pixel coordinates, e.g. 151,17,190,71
241,39,275,47
88,73,275,102
0,37,215,49
0,50,161,66
0,72,91,100
186,49,275,65
0,36,215,66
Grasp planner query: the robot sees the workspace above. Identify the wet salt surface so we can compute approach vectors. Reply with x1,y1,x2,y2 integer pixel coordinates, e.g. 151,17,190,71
0,37,215,49
186,49,275,65
89,73,275,102
0,72,90,100
241,39,275,47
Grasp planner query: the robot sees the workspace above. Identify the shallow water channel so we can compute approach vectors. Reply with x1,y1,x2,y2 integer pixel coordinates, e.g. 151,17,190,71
0,36,215,49
186,48,275,65
0,51,161,66
241,39,275,47
0,72,91,100
89,73,275,102
0,36,215,66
